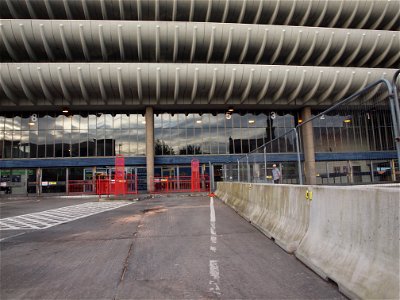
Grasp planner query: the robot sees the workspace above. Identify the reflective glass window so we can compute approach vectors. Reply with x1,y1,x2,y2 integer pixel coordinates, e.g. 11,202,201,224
88,115,97,129
121,115,130,129
0,116,4,131
12,130,21,158
54,115,63,130
20,131,30,158
137,129,145,155
80,116,88,131
46,130,54,158
71,115,80,130
63,130,71,157
71,130,80,157
54,131,63,157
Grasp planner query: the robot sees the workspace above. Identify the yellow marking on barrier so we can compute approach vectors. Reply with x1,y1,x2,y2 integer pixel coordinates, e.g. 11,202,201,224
306,190,313,201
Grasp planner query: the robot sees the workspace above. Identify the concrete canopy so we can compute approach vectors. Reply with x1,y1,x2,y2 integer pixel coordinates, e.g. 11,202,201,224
1,20,399,68
0,63,396,110
0,0,398,112
1,0,398,31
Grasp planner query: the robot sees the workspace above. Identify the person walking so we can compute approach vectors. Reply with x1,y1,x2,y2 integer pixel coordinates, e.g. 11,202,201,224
272,164,281,184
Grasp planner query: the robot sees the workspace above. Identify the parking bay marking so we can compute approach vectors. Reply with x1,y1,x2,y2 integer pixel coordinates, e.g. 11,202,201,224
0,202,132,231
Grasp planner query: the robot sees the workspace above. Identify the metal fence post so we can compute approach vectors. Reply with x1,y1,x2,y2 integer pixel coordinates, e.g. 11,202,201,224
246,154,250,182
294,128,303,185
392,70,400,131
389,97,400,166
223,164,227,181
370,160,374,183
209,162,214,191
237,159,240,182
66,167,69,195
263,146,267,181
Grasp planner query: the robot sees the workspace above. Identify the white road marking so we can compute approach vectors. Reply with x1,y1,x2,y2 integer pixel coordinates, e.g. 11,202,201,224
0,232,26,242
0,202,131,231
209,260,221,294
209,197,221,296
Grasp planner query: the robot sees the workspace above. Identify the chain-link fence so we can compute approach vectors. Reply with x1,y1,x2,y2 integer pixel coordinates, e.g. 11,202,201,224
223,76,400,185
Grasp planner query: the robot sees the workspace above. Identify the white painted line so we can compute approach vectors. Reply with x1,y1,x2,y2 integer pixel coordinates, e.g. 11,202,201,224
0,232,26,242
209,196,221,296
210,197,216,222
209,260,221,295
0,201,132,231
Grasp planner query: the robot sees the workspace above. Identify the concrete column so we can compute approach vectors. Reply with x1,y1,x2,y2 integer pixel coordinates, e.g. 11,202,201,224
300,107,317,185
36,168,42,196
391,159,396,181
25,169,28,196
145,107,154,192
66,167,69,195
348,161,354,184
253,163,260,182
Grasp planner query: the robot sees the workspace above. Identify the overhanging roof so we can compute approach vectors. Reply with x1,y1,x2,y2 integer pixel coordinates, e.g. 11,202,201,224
0,0,398,31
1,20,398,68
0,63,395,110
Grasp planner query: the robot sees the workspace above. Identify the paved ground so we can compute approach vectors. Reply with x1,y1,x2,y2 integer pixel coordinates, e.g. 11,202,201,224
0,194,344,299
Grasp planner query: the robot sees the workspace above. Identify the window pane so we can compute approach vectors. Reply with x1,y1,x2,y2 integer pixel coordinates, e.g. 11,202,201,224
63,130,71,157
105,130,114,156
89,115,97,129
137,129,145,155
20,131,30,158
55,115,64,130
71,115,80,130
121,115,130,129
46,130,54,158
71,130,80,157
13,117,21,131
37,130,46,158
80,116,88,130
88,131,96,156
54,131,63,157
105,114,113,129
12,130,21,158
79,131,88,157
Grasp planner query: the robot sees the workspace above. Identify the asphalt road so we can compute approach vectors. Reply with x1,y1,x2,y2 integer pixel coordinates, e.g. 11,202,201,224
0,194,344,299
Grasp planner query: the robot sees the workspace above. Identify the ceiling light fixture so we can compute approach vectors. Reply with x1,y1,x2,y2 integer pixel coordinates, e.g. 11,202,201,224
62,107,69,113
248,120,255,124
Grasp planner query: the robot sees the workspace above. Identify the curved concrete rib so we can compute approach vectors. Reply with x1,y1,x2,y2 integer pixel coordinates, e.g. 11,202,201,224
0,0,398,31
0,20,399,68
0,63,396,108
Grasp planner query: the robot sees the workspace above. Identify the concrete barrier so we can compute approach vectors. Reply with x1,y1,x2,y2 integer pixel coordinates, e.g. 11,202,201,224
216,182,310,253
216,182,400,299
249,184,310,253
295,186,399,299
215,182,250,219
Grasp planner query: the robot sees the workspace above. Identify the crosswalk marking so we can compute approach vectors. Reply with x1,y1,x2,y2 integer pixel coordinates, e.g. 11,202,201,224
0,202,132,230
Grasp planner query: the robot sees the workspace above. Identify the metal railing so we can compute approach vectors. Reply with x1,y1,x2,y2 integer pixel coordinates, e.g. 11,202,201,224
150,175,210,194
224,75,400,185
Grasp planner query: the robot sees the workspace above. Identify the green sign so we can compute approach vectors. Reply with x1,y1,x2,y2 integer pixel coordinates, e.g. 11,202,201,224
0,169,34,176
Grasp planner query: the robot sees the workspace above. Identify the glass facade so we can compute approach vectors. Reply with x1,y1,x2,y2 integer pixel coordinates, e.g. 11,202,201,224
0,110,395,160
312,111,395,152
0,114,146,159
0,112,297,158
